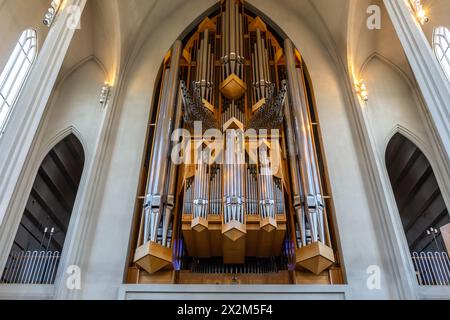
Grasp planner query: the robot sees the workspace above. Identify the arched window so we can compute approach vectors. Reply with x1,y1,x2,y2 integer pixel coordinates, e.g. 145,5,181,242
433,26,450,82
0,29,37,135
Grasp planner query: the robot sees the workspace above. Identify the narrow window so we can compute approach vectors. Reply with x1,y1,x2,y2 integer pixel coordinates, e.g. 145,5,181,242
433,26,450,83
0,29,37,135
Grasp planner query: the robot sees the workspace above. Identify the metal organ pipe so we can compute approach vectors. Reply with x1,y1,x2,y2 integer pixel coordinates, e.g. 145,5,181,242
143,41,182,246
162,91,184,247
223,129,245,224
197,152,210,220
284,39,328,246
251,26,272,104
221,0,244,79
283,98,306,247
259,148,275,220
197,29,214,102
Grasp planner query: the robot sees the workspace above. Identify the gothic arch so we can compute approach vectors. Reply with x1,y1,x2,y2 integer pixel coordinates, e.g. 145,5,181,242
385,125,430,163
55,56,108,91
385,132,449,255
1,133,85,284
360,52,415,88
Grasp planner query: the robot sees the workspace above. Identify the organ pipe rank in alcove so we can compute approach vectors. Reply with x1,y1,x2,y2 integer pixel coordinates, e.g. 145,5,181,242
129,0,343,285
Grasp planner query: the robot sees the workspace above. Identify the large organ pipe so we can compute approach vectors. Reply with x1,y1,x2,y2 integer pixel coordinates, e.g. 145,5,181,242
284,39,328,245
223,129,245,224
143,41,182,246
162,90,184,246
283,97,306,246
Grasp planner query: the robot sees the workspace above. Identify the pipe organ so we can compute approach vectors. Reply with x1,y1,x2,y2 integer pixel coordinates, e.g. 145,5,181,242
131,0,342,285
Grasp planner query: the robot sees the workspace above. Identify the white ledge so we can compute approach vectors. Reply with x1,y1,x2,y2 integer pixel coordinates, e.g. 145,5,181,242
118,284,351,300
0,284,54,300
417,286,450,300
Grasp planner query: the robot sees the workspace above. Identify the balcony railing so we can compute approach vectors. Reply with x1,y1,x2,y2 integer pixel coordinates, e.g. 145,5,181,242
412,252,450,286
1,251,61,284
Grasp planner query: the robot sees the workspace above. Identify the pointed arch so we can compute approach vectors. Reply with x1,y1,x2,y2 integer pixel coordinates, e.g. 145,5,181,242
359,52,414,88
385,132,449,283
384,125,430,163
55,55,108,92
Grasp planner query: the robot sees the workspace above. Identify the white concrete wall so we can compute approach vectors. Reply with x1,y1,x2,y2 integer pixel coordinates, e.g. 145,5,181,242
359,55,450,299
4,0,448,300
39,59,105,159
422,0,450,44
0,59,106,300
363,57,430,158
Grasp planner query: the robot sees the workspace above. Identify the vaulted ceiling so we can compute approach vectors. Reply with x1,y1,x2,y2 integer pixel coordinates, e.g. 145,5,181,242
60,0,441,87
2,0,449,95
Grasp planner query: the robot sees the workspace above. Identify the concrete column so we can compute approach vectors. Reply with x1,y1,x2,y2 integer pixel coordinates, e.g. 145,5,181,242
384,0,450,162
0,0,87,225
441,224,450,256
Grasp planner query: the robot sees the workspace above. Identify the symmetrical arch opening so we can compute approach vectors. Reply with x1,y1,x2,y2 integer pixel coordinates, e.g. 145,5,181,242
433,26,450,83
386,133,450,285
1,133,85,284
0,29,37,135
127,0,343,286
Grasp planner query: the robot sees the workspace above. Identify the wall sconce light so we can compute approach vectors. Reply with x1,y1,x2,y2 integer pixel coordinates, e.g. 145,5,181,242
43,0,62,27
100,82,112,105
410,0,429,25
355,80,369,102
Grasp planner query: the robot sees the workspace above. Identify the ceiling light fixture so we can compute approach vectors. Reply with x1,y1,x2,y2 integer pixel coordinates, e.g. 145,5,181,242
355,80,369,102
410,0,429,25
100,81,112,105
43,0,62,27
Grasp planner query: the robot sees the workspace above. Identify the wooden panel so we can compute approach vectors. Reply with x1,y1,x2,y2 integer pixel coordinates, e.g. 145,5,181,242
441,223,450,255
183,214,286,261
182,223,196,256
294,270,331,285
245,216,260,256
178,271,291,285
329,267,345,285
295,242,335,275
272,223,286,256
223,235,246,264
209,216,223,256
138,270,176,284
134,241,172,274
257,225,276,258
126,267,140,284
219,73,247,100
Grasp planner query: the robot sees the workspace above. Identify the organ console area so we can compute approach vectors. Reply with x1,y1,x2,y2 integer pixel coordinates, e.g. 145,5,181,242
127,0,344,285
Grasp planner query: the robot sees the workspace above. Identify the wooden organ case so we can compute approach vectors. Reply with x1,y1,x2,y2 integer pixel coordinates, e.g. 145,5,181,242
127,0,344,286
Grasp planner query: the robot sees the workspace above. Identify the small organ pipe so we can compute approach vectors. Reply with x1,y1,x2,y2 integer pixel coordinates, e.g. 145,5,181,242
196,30,214,102
221,0,243,79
